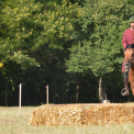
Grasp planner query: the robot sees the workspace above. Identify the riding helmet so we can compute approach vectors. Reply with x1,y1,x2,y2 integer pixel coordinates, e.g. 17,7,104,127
129,16,134,23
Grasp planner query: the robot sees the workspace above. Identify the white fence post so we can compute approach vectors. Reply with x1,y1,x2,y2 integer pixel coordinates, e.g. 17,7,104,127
46,85,49,104
19,83,22,113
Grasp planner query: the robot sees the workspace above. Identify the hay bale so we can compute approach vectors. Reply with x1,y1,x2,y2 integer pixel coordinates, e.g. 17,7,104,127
31,104,85,126
84,104,134,125
30,103,134,126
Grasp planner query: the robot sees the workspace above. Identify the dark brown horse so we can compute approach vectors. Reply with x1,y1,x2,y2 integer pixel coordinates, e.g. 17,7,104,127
121,48,134,96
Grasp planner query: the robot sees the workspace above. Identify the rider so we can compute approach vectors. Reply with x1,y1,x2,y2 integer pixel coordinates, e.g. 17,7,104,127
122,16,134,94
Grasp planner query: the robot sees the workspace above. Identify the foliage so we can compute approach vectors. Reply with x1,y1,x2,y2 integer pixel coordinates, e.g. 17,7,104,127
0,0,134,105
65,0,134,102
0,62,3,68
0,0,42,69
66,0,130,77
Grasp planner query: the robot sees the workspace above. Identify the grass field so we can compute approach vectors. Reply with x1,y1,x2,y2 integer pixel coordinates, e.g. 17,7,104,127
0,106,134,134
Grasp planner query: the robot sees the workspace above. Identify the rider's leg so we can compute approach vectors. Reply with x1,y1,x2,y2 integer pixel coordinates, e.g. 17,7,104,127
121,72,129,97
123,70,129,90
121,62,130,96
121,69,130,97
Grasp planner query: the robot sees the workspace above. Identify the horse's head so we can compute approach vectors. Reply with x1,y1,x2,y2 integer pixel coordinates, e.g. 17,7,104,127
123,48,134,68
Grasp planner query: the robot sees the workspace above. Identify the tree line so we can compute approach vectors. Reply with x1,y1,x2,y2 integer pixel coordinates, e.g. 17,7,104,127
0,0,133,106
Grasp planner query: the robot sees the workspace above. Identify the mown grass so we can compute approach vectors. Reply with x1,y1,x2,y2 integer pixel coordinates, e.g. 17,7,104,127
0,106,134,134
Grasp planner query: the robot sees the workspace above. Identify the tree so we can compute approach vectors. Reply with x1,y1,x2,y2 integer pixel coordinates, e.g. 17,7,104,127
0,0,43,105
0,0,80,105
66,0,134,102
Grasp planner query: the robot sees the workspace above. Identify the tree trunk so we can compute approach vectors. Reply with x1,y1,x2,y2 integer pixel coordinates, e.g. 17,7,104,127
76,80,79,103
99,75,107,103
112,85,115,102
5,80,8,106
52,88,56,104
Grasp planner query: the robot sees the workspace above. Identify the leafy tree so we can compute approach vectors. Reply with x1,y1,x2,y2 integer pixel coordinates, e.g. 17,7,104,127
0,0,80,105
66,0,134,102
0,0,43,105
1,0,134,105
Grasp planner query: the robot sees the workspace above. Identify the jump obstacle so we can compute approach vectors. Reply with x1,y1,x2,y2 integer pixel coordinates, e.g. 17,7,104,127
30,103,134,126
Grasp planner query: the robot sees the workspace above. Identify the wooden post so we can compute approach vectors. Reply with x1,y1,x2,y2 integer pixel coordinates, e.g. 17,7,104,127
19,83,22,113
5,80,8,106
76,80,79,103
46,85,49,104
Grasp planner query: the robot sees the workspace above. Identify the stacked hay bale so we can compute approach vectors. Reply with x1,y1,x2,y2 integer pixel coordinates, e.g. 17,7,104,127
31,104,85,126
30,103,134,126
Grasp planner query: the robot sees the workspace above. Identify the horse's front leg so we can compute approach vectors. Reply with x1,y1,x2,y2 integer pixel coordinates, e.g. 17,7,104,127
129,78,134,96
131,83,134,96
129,81,134,102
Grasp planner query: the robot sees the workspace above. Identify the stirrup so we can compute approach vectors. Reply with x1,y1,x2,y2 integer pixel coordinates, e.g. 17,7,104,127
121,88,129,96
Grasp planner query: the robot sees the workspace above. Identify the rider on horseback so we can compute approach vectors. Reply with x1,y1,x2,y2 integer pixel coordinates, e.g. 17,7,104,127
122,16,134,95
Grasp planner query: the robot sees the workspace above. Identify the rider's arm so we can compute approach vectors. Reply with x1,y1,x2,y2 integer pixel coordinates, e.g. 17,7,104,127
122,32,128,49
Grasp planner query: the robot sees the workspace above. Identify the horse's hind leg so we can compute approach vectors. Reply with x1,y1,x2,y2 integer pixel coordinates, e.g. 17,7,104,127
128,94,131,102
129,81,134,102
131,81,134,96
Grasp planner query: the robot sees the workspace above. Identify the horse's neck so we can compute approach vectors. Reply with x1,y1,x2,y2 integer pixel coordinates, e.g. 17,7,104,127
130,66,134,74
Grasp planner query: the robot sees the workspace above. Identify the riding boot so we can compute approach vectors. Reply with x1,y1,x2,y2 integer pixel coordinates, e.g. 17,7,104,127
124,77,129,89
121,78,129,96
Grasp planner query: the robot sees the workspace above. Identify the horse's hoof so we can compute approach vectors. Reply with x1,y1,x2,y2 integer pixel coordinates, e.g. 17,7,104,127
121,88,129,96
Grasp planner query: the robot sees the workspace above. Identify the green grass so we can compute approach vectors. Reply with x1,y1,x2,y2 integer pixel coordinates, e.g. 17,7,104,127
0,106,134,134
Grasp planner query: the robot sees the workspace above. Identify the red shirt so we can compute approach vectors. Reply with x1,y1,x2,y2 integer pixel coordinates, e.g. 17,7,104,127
122,28,134,72
122,28,134,49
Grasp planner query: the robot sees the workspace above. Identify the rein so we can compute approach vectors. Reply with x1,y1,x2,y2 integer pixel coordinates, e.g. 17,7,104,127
129,59,134,67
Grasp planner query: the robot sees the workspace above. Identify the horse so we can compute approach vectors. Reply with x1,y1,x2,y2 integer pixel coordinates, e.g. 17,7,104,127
121,47,134,97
